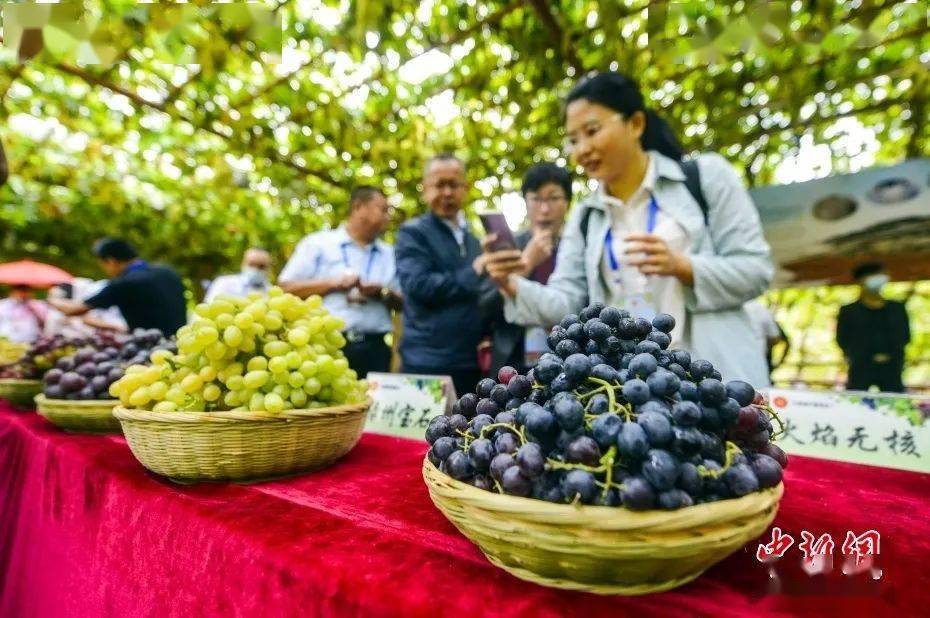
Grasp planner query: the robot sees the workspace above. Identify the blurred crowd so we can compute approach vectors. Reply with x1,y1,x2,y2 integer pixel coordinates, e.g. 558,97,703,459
1,71,910,396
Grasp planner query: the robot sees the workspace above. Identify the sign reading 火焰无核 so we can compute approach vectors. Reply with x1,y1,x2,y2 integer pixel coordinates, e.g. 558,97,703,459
363,373,454,440
768,388,930,473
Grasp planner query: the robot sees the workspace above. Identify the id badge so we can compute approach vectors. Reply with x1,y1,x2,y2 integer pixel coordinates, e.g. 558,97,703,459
524,327,549,366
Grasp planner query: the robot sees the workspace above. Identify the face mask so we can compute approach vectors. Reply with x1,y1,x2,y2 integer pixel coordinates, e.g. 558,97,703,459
863,274,889,294
243,267,268,287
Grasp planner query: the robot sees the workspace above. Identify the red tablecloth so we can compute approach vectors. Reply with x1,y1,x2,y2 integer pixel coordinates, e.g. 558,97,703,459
2,401,928,617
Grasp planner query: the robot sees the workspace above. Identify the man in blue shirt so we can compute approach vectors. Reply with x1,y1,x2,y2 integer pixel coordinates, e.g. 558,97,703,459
395,153,487,397
279,186,401,377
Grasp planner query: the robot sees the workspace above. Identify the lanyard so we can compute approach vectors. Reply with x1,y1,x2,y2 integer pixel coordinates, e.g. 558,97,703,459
124,259,149,274
340,243,377,279
604,193,658,271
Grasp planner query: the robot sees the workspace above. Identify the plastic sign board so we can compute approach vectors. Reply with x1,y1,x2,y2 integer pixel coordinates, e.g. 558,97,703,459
364,373,454,440
768,388,929,473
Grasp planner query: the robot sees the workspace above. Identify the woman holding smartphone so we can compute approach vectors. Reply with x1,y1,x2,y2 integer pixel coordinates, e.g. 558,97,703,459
483,71,774,385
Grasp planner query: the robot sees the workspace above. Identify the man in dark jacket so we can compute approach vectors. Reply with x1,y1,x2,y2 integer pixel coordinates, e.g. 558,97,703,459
837,262,910,392
479,163,572,376
395,153,487,397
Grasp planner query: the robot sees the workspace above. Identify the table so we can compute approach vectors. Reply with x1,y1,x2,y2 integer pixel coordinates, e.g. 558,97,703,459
2,400,928,617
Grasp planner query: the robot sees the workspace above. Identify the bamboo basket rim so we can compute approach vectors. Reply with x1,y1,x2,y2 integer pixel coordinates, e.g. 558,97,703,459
114,398,372,424
0,378,42,386
35,393,117,407
422,458,784,528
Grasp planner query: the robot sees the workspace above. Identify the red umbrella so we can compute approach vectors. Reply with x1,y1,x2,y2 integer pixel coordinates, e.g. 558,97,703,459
0,260,73,288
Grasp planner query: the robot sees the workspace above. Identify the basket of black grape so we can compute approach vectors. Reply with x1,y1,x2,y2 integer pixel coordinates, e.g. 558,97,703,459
422,304,786,595
36,329,175,434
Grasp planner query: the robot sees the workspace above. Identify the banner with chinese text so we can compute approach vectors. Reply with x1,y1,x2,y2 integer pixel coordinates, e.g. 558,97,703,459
769,388,929,473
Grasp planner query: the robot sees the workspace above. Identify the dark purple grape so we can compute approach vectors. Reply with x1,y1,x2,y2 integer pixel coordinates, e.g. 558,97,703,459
678,462,703,496
458,392,478,418
591,413,622,449
446,451,474,481
507,375,532,399
490,453,516,482
524,407,556,437
475,378,496,398
494,411,515,426
77,385,96,400
469,414,494,438
43,368,63,384
107,367,124,383
725,380,756,407
622,378,650,405
751,454,783,488
471,475,493,491
448,413,468,433
559,314,580,329
72,347,95,364
75,362,96,377
501,466,532,496
760,442,788,469
497,366,518,385
426,415,452,444
493,431,520,455
672,401,702,427
698,379,727,406
91,352,110,364
430,437,457,464
554,339,581,359
553,397,584,431
599,306,622,327
689,359,715,381
60,372,87,393
588,393,609,415
658,489,693,509
490,384,511,406
55,357,75,371
617,421,649,460
44,384,65,399
565,436,601,466
515,443,545,478
475,398,500,417
652,313,676,334
628,353,658,378
560,470,597,503
467,438,495,472
90,375,109,393
504,397,523,411
723,463,759,496
641,449,680,491
620,476,656,510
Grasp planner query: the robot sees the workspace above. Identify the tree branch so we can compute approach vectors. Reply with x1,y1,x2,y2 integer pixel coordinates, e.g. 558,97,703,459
525,0,584,73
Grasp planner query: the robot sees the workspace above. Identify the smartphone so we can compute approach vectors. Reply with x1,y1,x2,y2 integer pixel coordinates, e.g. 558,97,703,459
479,213,517,251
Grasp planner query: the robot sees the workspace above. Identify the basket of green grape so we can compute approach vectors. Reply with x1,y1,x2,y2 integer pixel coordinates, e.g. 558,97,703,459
111,288,371,483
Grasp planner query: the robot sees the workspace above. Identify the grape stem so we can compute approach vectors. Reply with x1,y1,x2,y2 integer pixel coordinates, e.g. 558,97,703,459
758,402,786,439
697,440,743,478
478,422,527,445
599,445,617,502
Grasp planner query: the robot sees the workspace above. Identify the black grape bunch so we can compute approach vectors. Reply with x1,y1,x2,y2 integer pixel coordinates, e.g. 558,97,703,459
426,303,787,510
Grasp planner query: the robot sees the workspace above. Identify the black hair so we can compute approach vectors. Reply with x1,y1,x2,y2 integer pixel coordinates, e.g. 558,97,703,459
349,185,385,209
92,238,138,261
566,71,684,161
522,162,572,201
852,262,885,280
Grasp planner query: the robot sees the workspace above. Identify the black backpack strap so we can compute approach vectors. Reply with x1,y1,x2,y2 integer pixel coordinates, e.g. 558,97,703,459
580,207,593,241
679,159,709,225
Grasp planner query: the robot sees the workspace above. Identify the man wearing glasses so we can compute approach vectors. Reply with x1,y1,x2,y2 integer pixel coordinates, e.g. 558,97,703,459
279,186,401,378
480,162,572,376
395,153,487,397
204,247,274,302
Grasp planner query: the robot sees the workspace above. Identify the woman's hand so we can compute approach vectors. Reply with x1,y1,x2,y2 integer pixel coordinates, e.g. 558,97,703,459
623,232,694,285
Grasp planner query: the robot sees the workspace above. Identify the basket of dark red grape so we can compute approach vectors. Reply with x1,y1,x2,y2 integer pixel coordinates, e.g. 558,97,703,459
0,334,83,408
36,329,175,434
422,303,786,595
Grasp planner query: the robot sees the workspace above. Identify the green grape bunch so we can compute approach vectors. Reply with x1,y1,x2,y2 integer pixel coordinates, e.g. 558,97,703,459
110,288,369,413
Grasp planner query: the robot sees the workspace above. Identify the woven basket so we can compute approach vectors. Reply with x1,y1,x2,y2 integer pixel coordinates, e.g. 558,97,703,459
423,459,782,595
113,399,370,482
35,394,121,434
0,379,42,408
